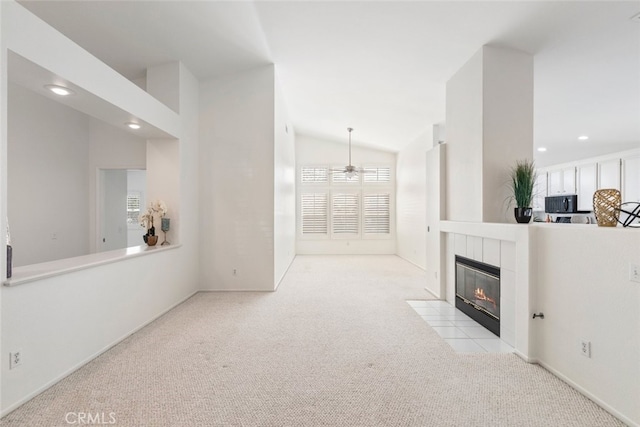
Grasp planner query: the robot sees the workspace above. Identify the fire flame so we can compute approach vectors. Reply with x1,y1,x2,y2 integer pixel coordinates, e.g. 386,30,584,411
474,287,497,309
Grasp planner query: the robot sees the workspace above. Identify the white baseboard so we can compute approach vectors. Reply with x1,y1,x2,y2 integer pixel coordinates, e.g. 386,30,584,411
514,350,537,364
274,255,296,291
1,290,199,418
395,254,427,272
536,360,637,427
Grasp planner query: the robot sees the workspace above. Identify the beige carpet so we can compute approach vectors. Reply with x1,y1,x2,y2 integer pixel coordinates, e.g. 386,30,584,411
1,255,623,426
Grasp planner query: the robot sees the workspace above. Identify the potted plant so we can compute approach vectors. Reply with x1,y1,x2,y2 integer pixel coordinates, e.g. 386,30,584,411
509,159,536,223
139,200,167,246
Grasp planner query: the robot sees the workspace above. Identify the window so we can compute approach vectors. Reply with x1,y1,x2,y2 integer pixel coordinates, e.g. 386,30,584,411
363,167,391,183
332,193,360,236
363,193,390,234
301,167,328,184
298,164,393,240
301,193,328,235
127,192,141,225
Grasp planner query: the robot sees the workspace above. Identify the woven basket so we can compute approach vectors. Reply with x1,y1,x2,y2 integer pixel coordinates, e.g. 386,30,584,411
593,189,621,227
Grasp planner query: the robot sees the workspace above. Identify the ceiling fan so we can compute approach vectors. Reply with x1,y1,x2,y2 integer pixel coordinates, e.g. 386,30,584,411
331,127,372,178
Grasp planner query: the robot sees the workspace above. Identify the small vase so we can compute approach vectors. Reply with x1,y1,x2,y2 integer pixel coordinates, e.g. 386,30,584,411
593,189,621,227
514,207,532,224
146,235,158,246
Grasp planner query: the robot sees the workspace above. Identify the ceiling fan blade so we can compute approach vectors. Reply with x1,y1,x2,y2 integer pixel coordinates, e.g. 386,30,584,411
356,167,377,174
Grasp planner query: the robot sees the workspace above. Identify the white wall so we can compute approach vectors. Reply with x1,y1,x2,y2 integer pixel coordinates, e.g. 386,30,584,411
445,45,533,223
481,46,534,223
7,83,90,266
199,65,276,291
533,225,640,426
445,48,483,222
295,134,397,255
273,71,295,287
396,131,430,269
1,2,200,415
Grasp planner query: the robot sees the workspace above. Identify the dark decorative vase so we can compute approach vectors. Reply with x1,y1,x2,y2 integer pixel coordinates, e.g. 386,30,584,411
514,207,532,224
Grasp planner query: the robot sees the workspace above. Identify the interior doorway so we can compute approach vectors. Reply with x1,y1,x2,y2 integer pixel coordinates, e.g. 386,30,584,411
98,169,146,252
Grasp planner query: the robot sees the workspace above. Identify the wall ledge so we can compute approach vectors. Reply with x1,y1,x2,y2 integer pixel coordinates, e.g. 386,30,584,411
4,244,181,287
440,220,529,242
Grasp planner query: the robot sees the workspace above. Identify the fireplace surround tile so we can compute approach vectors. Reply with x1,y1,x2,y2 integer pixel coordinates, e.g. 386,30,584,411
483,238,501,267
454,234,467,256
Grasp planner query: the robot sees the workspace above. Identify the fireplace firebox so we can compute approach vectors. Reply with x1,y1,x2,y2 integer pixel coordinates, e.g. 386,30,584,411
455,256,500,337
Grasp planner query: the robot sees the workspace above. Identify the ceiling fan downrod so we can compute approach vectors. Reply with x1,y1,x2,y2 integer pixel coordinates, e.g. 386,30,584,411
347,127,353,167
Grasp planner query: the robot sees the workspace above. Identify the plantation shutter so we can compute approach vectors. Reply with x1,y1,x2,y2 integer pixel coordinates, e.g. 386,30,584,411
126,193,141,225
301,167,328,184
363,193,390,234
332,193,359,235
363,167,391,183
301,193,328,235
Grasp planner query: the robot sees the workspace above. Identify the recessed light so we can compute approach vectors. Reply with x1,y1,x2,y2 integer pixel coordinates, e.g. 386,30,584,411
126,122,141,130
44,84,74,96
578,135,589,141
537,147,547,152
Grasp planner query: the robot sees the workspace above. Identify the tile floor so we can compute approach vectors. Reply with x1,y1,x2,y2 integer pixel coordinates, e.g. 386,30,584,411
407,299,514,354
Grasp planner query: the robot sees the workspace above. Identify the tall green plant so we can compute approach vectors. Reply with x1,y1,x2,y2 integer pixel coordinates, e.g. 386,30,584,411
510,159,536,208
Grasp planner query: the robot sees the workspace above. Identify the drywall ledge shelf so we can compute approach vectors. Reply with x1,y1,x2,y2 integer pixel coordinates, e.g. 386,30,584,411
3,244,182,287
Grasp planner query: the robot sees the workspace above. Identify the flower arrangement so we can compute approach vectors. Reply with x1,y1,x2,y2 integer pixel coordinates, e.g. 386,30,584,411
139,200,168,244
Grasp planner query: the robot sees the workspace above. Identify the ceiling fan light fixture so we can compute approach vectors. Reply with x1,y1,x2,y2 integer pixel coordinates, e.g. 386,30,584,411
331,127,373,177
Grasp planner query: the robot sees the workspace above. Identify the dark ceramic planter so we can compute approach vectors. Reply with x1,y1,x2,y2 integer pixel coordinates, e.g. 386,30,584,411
514,207,533,224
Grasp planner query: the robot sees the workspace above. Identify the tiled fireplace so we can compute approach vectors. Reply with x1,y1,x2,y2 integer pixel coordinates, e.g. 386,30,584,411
441,225,525,352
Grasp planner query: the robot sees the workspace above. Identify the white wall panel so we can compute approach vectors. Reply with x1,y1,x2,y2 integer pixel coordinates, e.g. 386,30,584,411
534,226,639,425
7,83,90,266
199,65,276,291
396,132,430,269
445,45,533,223
274,71,296,287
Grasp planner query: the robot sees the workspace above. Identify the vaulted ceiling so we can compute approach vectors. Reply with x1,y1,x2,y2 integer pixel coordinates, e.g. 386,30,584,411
19,1,640,165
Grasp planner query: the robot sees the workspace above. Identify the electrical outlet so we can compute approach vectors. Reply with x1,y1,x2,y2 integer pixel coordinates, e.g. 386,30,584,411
580,340,591,358
9,350,22,369
629,263,640,283
232,269,237,276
